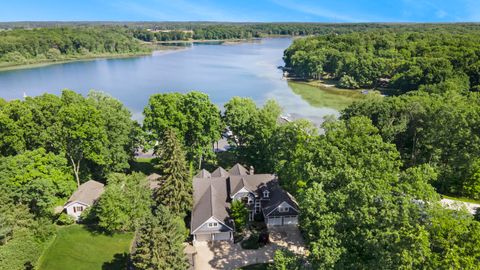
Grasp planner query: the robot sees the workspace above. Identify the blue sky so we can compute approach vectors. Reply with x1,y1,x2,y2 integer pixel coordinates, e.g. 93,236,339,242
1,0,480,22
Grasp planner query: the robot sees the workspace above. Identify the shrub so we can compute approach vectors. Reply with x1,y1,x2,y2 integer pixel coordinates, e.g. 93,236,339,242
56,212,75,226
338,75,359,89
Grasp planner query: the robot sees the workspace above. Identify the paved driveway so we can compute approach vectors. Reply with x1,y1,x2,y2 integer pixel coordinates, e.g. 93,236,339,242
187,226,306,270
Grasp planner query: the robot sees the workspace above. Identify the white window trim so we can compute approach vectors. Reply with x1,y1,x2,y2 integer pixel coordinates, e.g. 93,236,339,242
263,190,270,198
279,206,289,213
208,222,218,228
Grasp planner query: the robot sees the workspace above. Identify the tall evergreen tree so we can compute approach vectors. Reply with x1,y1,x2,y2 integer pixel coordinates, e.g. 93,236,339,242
131,206,188,270
153,129,192,216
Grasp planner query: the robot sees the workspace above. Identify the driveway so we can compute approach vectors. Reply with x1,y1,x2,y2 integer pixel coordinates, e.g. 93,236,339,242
187,226,306,270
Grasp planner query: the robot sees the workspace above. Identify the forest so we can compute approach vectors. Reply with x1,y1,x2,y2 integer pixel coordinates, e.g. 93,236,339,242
284,25,480,92
0,27,149,68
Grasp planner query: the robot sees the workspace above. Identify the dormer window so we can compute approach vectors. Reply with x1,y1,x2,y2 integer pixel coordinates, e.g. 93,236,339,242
279,206,289,213
263,190,270,198
208,222,218,228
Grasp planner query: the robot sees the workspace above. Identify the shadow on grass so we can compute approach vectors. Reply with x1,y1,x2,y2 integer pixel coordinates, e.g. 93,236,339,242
102,253,129,270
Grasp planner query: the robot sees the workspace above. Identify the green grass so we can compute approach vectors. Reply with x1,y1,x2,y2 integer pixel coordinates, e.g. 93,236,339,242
130,157,156,175
37,225,133,270
238,263,272,270
441,194,480,204
288,81,365,110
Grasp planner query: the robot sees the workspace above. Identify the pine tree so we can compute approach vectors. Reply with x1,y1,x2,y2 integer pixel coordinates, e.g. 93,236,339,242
154,129,192,216
131,206,189,270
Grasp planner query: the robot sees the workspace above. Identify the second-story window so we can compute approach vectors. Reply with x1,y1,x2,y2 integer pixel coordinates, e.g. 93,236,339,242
263,190,269,198
208,222,218,228
279,206,289,213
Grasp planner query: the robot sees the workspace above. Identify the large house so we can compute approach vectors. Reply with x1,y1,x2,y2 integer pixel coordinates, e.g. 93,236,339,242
63,180,104,220
191,164,299,242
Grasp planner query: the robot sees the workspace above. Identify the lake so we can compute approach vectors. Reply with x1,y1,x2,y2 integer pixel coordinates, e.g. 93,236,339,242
0,38,339,123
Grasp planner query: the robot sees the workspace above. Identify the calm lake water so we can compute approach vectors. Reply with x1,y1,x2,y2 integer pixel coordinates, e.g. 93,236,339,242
0,38,338,123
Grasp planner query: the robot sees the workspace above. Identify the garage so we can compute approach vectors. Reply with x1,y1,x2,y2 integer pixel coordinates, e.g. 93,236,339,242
283,216,298,225
213,232,231,241
195,233,211,241
267,216,283,226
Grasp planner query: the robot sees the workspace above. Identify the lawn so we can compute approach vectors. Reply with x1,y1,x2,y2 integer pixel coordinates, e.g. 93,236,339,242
37,225,133,270
288,81,365,110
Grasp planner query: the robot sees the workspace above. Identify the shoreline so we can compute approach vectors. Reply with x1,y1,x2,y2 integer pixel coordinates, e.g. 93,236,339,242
0,52,156,72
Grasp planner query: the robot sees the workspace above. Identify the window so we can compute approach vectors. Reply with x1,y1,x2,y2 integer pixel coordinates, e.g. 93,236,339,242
208,222,218,228
247,196,253,205
263,190,269,198
279,206,289,213
73,206,83,213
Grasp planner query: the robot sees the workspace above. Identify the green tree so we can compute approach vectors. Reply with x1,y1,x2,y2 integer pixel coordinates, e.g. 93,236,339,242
95,173,152,232
143,92,222,168
269,249,304,270
131,206,188,270
153,129,192,216
58,90,108,186
230,200,248,232
0,148,75,217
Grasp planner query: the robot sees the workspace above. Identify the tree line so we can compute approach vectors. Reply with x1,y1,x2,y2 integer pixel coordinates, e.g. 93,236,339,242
284,25,480,93
0,27,149,67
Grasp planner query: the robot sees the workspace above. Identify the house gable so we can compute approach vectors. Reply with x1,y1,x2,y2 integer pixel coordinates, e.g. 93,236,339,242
265,201,299,217
192,216,233,234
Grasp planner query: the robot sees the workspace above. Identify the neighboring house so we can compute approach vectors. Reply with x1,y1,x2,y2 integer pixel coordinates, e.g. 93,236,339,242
191,163,299,242
63,180,104,220
146,173,162,190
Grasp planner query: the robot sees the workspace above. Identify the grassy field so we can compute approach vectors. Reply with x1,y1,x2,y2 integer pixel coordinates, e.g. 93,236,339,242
37,225,133,270
288,81,365,110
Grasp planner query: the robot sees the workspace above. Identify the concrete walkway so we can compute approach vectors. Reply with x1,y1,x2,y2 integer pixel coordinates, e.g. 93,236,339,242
187,226,306,270
441,198,480,214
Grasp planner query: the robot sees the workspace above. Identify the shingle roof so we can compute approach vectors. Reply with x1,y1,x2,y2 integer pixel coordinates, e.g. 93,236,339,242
66,180,104,206
228,163,249,176
211,167,229,177
191,177,232,232
229,174,275,197
261,180,299,217
195,169,211,178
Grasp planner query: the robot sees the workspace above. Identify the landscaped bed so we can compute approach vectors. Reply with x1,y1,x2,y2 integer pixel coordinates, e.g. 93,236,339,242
37,225,133,270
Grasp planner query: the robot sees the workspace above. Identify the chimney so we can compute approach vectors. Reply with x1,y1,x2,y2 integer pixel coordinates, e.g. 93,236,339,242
249,166,254,175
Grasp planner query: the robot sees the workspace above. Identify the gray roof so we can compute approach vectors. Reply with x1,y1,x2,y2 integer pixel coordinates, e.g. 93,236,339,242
66,180,104,206
230,174,275,197
191,177,232,232
228,163,249,176
191,165,298,233
195,169,211,178
211,167,229,177
261,180,299,217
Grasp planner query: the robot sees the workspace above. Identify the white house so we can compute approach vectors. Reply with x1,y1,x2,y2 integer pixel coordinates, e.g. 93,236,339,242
63,180,104,220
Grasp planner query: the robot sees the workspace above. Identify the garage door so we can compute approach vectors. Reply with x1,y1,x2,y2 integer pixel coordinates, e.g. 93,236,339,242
283,216,298,225
195,234,211,241
213,232,231,241
267,217,283,226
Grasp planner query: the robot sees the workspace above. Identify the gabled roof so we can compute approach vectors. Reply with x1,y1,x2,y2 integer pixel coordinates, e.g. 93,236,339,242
228,163,249,176
65,180,104,207
191,177,232,232
261,180,299,216
195,169,211,178
211,167,229,177
230,174,276,197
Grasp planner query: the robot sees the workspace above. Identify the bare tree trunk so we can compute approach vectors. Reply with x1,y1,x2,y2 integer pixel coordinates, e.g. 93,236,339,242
69,156,81,187
198,151,202,170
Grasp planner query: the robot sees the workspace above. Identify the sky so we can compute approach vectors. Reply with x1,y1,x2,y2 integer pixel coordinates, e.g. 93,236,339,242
1,0,480,23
